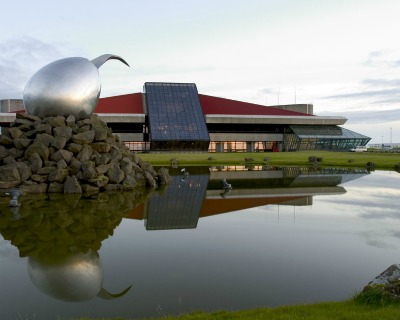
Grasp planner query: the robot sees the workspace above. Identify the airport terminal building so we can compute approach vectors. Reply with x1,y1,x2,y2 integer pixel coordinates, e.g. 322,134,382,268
1,82,371,152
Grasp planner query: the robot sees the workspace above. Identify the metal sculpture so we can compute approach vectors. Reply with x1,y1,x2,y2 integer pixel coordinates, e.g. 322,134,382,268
23,54,129,120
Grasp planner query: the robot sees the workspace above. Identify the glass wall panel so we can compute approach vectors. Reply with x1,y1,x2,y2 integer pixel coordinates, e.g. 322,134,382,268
290,125,371,151
144,83,210,151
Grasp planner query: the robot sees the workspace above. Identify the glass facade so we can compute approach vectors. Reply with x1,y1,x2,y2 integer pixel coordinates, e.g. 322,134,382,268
287,125,371,151
144,82,210,151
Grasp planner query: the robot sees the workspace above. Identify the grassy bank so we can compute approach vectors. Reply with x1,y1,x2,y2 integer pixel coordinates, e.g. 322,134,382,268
139,150,400,171
78,299,400,320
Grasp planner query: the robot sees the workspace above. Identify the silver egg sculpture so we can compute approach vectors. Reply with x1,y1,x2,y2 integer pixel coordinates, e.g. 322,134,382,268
23,54,129,120
27,249,132,302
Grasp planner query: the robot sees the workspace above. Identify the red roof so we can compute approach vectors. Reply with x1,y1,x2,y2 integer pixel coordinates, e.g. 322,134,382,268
199,94,310,116
95,93,143,114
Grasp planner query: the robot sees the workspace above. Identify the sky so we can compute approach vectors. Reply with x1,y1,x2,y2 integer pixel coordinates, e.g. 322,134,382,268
0,0,399,144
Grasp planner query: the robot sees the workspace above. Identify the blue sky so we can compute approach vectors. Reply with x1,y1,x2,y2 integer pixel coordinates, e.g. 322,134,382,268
0,0,399,144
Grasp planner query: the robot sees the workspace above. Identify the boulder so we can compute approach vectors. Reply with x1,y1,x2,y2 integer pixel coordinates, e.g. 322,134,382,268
29,153,43,173
8,127,23,140
64,176,82,194
25,142,50,161
14,138,33,150
0,164,20,181
72,130,95,144
107,165,125,184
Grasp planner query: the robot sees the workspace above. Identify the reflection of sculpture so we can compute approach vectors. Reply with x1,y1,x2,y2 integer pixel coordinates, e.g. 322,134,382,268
28,249,131,302
0,191,151,302
23,54,129,120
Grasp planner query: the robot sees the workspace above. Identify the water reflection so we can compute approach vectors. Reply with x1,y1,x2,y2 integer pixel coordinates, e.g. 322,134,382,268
0,190,151,302
0,166,382,319
130,166,370,230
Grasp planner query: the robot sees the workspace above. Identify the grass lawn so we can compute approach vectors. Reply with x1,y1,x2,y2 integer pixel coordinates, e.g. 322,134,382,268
139,150,400,171
77,299,400,320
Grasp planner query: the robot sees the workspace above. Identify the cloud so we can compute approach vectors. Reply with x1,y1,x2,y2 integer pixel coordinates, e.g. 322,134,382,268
0,36,85,99
364,49,400,69
320,74,400,110
323,88,400,101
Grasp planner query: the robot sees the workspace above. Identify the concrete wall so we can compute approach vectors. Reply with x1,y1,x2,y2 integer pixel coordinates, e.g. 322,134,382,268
269,104,314,115
0,99,24,113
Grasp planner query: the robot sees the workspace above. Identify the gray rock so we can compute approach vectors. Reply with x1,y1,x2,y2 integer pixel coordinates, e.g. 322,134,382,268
157,167,172,185
122,174,137,190
19,181,48,193
37,166,57,175
66,114,76,125
13,118,35,128
120,157,133,174
96,164,110,174
0,164,20,181
57,159,68,169
76,144,93,162
9,148,24,159
16,112,41,122
16,161,32,181
368,264,400,286
29,153,43,173
45,115,66,127
0,145,9,159
109,148,122,162
94,153,111,165
31,174,47,183
35,133,55,148
50,149,73,163
144,171,157,188
0,181,20,189
48,182,65,193
0,135,14,146
43,160,57,168
81,184,100,193
48,168,69,183
35,123,52,135
88,175,109,188
14,138,33,149
104,184,121,191
53,126,73,140
91,114,108,141
8,127,23,140
3,155,16,165
52,136,67,149
78,124,91,132
72,130,95,144
107,165,125,184
81,161,98,179
64,176,82,194
67,142,83,154
77,118,92,127
90,142,111,153
68,157,82,175
25,142,50,161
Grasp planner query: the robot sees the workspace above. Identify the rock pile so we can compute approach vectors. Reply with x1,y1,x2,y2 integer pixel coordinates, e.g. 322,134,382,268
0,112,170,193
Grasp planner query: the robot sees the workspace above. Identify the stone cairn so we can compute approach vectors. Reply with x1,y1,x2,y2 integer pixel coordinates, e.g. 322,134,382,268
0,112,170,194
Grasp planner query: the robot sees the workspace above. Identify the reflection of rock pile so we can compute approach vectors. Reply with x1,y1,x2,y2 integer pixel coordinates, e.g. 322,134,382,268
0,113,170,193
0,191,150,258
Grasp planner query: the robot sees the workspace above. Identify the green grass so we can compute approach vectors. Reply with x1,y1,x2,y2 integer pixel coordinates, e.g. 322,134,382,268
139,150,400,171
76,299,400,320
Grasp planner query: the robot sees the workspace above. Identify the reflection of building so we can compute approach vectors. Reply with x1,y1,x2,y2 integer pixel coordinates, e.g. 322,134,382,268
128,166,369,229
1,82,370,152
145,168,209,230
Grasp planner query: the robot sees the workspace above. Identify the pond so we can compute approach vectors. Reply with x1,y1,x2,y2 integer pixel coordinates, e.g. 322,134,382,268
0,166,400,319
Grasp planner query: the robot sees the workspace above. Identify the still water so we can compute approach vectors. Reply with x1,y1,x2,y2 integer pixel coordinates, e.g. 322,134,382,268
0,166,400,319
